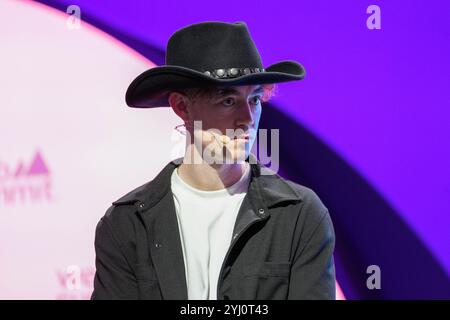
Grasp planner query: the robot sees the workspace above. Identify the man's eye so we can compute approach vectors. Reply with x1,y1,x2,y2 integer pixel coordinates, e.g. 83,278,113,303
220,96,261,107
222,98,235,106
251,96,262,104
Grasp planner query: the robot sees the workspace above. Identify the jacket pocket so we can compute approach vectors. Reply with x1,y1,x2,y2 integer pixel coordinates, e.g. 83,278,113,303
243,261,291,277
233,261,291,299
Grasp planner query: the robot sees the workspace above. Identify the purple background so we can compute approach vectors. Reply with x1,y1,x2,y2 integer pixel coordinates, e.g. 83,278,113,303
36,0,450,298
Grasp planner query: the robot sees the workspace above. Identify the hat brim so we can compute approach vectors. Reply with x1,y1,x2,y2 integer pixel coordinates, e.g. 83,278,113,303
125,60,305,108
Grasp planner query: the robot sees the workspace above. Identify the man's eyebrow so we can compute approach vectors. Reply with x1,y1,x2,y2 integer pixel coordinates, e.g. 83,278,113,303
215,85,264,97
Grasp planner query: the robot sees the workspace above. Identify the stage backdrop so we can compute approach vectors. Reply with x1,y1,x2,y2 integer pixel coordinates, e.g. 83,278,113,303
0,0,187,299
0,0,346,299
2,0,450,299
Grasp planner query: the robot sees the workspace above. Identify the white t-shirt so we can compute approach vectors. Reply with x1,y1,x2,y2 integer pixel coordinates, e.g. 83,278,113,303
170,163,251,300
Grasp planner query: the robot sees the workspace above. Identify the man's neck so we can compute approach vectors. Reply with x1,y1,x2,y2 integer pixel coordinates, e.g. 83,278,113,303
177,158,248,191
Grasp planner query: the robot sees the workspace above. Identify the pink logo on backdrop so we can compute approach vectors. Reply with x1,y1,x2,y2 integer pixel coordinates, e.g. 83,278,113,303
0,150,53,206
55,265,95,300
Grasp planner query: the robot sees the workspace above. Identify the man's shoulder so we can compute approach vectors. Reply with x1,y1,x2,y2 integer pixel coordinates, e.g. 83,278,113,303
283,179,327,211
267,173,330,225
260,166,327,212
288,184,332,240
112,180,153,207
98,180,153,231
98,158,178,228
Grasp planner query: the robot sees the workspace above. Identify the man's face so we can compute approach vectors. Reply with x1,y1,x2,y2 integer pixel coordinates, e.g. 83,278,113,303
186,84,264,164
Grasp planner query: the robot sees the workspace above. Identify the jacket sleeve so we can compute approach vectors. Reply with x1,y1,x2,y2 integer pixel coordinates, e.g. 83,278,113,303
287,209,336,300
91,209,139,300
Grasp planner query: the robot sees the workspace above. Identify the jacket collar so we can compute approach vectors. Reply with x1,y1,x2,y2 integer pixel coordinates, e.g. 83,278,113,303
112,153,303,208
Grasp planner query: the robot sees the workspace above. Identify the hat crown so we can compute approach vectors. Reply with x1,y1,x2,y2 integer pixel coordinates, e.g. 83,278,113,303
166,21,263,72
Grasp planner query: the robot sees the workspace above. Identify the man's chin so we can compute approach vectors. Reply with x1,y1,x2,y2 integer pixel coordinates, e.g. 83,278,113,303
222,148,248,164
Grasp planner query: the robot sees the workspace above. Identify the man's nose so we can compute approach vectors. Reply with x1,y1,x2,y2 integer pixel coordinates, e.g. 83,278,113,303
236,101,255,127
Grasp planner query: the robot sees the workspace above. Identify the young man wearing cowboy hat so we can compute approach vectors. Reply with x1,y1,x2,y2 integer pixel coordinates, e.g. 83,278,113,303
91,21,335,300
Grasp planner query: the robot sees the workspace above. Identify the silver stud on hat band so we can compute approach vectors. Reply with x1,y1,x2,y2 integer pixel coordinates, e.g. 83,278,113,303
203,67,265,79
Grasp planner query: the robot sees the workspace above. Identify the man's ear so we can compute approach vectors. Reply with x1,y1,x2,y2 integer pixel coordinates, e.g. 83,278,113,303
168,91,190,122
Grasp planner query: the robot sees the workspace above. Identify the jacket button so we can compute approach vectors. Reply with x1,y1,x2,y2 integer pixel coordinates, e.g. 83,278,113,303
138,202,145,209
258,208,265,215
155,243,162,248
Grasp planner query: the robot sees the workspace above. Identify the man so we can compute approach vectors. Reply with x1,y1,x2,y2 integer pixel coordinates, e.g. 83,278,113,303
91,21,335,300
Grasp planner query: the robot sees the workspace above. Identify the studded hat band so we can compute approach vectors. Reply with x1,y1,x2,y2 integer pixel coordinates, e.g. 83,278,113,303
203,67,265,79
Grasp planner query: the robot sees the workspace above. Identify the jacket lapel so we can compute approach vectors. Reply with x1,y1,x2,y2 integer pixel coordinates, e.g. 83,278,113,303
131,158,187,300
146,191,188,300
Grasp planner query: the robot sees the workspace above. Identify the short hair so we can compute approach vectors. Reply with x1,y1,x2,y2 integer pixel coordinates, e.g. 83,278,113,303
175,83,278,105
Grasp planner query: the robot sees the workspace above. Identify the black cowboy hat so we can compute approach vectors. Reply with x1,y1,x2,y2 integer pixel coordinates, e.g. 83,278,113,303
125,21,306,108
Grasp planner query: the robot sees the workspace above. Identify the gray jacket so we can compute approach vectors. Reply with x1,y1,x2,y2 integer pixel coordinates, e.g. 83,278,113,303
91,154,336,300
